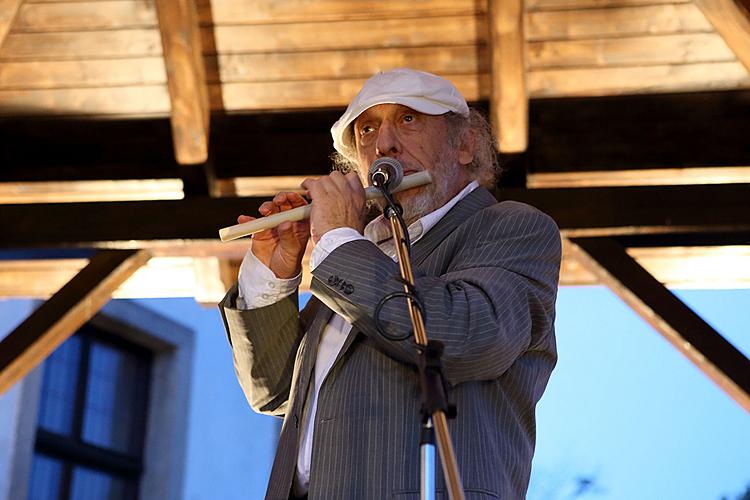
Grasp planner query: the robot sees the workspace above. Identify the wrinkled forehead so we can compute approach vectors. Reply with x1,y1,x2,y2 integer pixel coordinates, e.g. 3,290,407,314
351,104,450,151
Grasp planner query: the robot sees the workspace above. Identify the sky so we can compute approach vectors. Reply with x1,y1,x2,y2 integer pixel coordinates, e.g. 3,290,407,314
527,287,750,500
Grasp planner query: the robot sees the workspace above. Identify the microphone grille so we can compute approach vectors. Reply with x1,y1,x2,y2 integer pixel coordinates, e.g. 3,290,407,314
368,157,404,187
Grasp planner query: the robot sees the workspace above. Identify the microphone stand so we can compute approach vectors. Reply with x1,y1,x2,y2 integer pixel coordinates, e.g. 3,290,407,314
374,182,465,500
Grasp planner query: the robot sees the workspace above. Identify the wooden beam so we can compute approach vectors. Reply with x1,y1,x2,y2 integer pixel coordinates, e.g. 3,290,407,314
0,86,171,116
3,245,749,300
527,0,690,9
527,33,735,69
0,0,22,51
528,61,750,98
527,166,750,188
0,58,167,90
0,29,162,60
155,0,209,164
14,1,157,32
206,15,484,54
1,184,749,248
489,0,528,152
0,250,151,395
0,179,183,204
210,175,308,197
527,4,712,41
215,45,486,84
200,0,483,24
696,0,750,73
220,74,487,112
569,237,750,413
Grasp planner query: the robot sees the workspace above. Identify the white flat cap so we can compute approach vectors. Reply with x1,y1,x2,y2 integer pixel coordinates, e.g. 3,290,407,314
331,68,470,155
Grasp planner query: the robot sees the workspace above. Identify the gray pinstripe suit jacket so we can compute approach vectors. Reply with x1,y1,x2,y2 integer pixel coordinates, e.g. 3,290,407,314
219,187,561,500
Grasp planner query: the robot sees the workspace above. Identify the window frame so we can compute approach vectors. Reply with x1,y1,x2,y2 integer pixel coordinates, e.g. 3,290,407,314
2,300,194,500
32,324,153,499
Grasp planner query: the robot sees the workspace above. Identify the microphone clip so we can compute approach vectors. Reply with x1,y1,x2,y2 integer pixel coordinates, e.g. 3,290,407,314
383,202,403,220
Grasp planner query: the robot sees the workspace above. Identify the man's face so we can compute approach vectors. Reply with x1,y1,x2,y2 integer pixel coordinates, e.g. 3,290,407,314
353,104,472,224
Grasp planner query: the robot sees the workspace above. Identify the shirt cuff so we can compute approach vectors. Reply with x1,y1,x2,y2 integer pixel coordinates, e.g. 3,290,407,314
310,227,366,272
237,248,301,310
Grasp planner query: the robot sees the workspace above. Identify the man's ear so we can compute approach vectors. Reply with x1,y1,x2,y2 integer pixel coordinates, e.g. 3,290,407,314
457,127,476,166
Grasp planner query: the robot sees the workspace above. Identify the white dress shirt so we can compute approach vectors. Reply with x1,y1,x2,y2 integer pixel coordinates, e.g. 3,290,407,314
238,180,478,495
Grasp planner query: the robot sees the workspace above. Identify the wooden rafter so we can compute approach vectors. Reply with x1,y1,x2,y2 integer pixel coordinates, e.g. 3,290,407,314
526,166,750,188
569,237,750,413
0,0,22,51
489,0,528,152
0,179,184,204
1,184,749,248
155,0,210,165
2,245,749,301
0,0,23,47
696,0,750,73
0,250,151,394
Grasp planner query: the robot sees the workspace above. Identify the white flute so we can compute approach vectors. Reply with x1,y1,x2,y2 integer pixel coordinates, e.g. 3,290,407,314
219,171,432,242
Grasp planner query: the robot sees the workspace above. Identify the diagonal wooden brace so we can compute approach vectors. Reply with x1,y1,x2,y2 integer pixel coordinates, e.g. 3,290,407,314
0,249,151,394
570,237,750,414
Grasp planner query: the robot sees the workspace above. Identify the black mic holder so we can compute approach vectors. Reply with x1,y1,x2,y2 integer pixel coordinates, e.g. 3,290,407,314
418,340,457,419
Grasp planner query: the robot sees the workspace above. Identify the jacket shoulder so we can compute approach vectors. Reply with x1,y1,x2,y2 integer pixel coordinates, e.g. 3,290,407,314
472,199,560,235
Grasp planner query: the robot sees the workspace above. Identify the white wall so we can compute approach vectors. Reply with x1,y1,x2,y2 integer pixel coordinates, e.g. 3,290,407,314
0,299,41,500
132,298,279,500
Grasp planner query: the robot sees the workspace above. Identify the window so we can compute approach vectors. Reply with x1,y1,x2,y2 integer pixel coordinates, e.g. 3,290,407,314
28,324,152,500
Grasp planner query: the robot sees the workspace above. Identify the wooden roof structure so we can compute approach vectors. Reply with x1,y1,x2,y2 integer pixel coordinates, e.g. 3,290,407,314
1,0,749,413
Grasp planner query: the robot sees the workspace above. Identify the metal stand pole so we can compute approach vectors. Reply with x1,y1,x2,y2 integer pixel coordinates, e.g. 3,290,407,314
420,418,436,500
384,207,466,500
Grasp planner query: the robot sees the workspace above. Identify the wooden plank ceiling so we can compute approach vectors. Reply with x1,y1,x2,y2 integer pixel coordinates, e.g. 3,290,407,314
1,0,749,116
1,0,749,406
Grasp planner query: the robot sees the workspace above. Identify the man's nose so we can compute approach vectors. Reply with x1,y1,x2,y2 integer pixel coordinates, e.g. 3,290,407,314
375,122,401,157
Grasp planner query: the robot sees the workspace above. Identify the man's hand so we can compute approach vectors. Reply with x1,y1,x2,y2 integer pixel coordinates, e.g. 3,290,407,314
238,192,310,279
301,171,367,243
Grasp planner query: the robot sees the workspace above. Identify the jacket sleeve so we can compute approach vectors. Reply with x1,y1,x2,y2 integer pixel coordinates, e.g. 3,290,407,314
309,202,561,385
218,285,305,417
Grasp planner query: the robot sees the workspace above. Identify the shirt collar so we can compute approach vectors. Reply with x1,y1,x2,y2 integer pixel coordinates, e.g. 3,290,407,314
364,180,480,246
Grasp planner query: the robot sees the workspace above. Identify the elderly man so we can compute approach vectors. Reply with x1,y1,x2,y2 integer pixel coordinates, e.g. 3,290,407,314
219,68,561,499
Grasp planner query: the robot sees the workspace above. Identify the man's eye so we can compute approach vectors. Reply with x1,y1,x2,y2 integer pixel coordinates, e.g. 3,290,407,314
403,115,414,123
360,125,375,135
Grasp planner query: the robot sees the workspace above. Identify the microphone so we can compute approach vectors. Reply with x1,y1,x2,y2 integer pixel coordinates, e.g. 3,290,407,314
369,157,404,190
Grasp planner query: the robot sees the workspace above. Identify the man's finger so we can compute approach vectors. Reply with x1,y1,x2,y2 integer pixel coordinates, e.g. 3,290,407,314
286,192,308,208
259,200,278,216
328,171,351,193
302,178,328,198
237,215,255,224
273,192,295,211
345,172,365,196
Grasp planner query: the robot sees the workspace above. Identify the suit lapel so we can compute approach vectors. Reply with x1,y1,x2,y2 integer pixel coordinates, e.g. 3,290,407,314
410,186,497,266
329,322,360,373
293,297,333,416
270,296,333,498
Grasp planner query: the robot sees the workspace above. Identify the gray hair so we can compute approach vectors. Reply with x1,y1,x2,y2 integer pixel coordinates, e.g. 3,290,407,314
331,108,501,187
